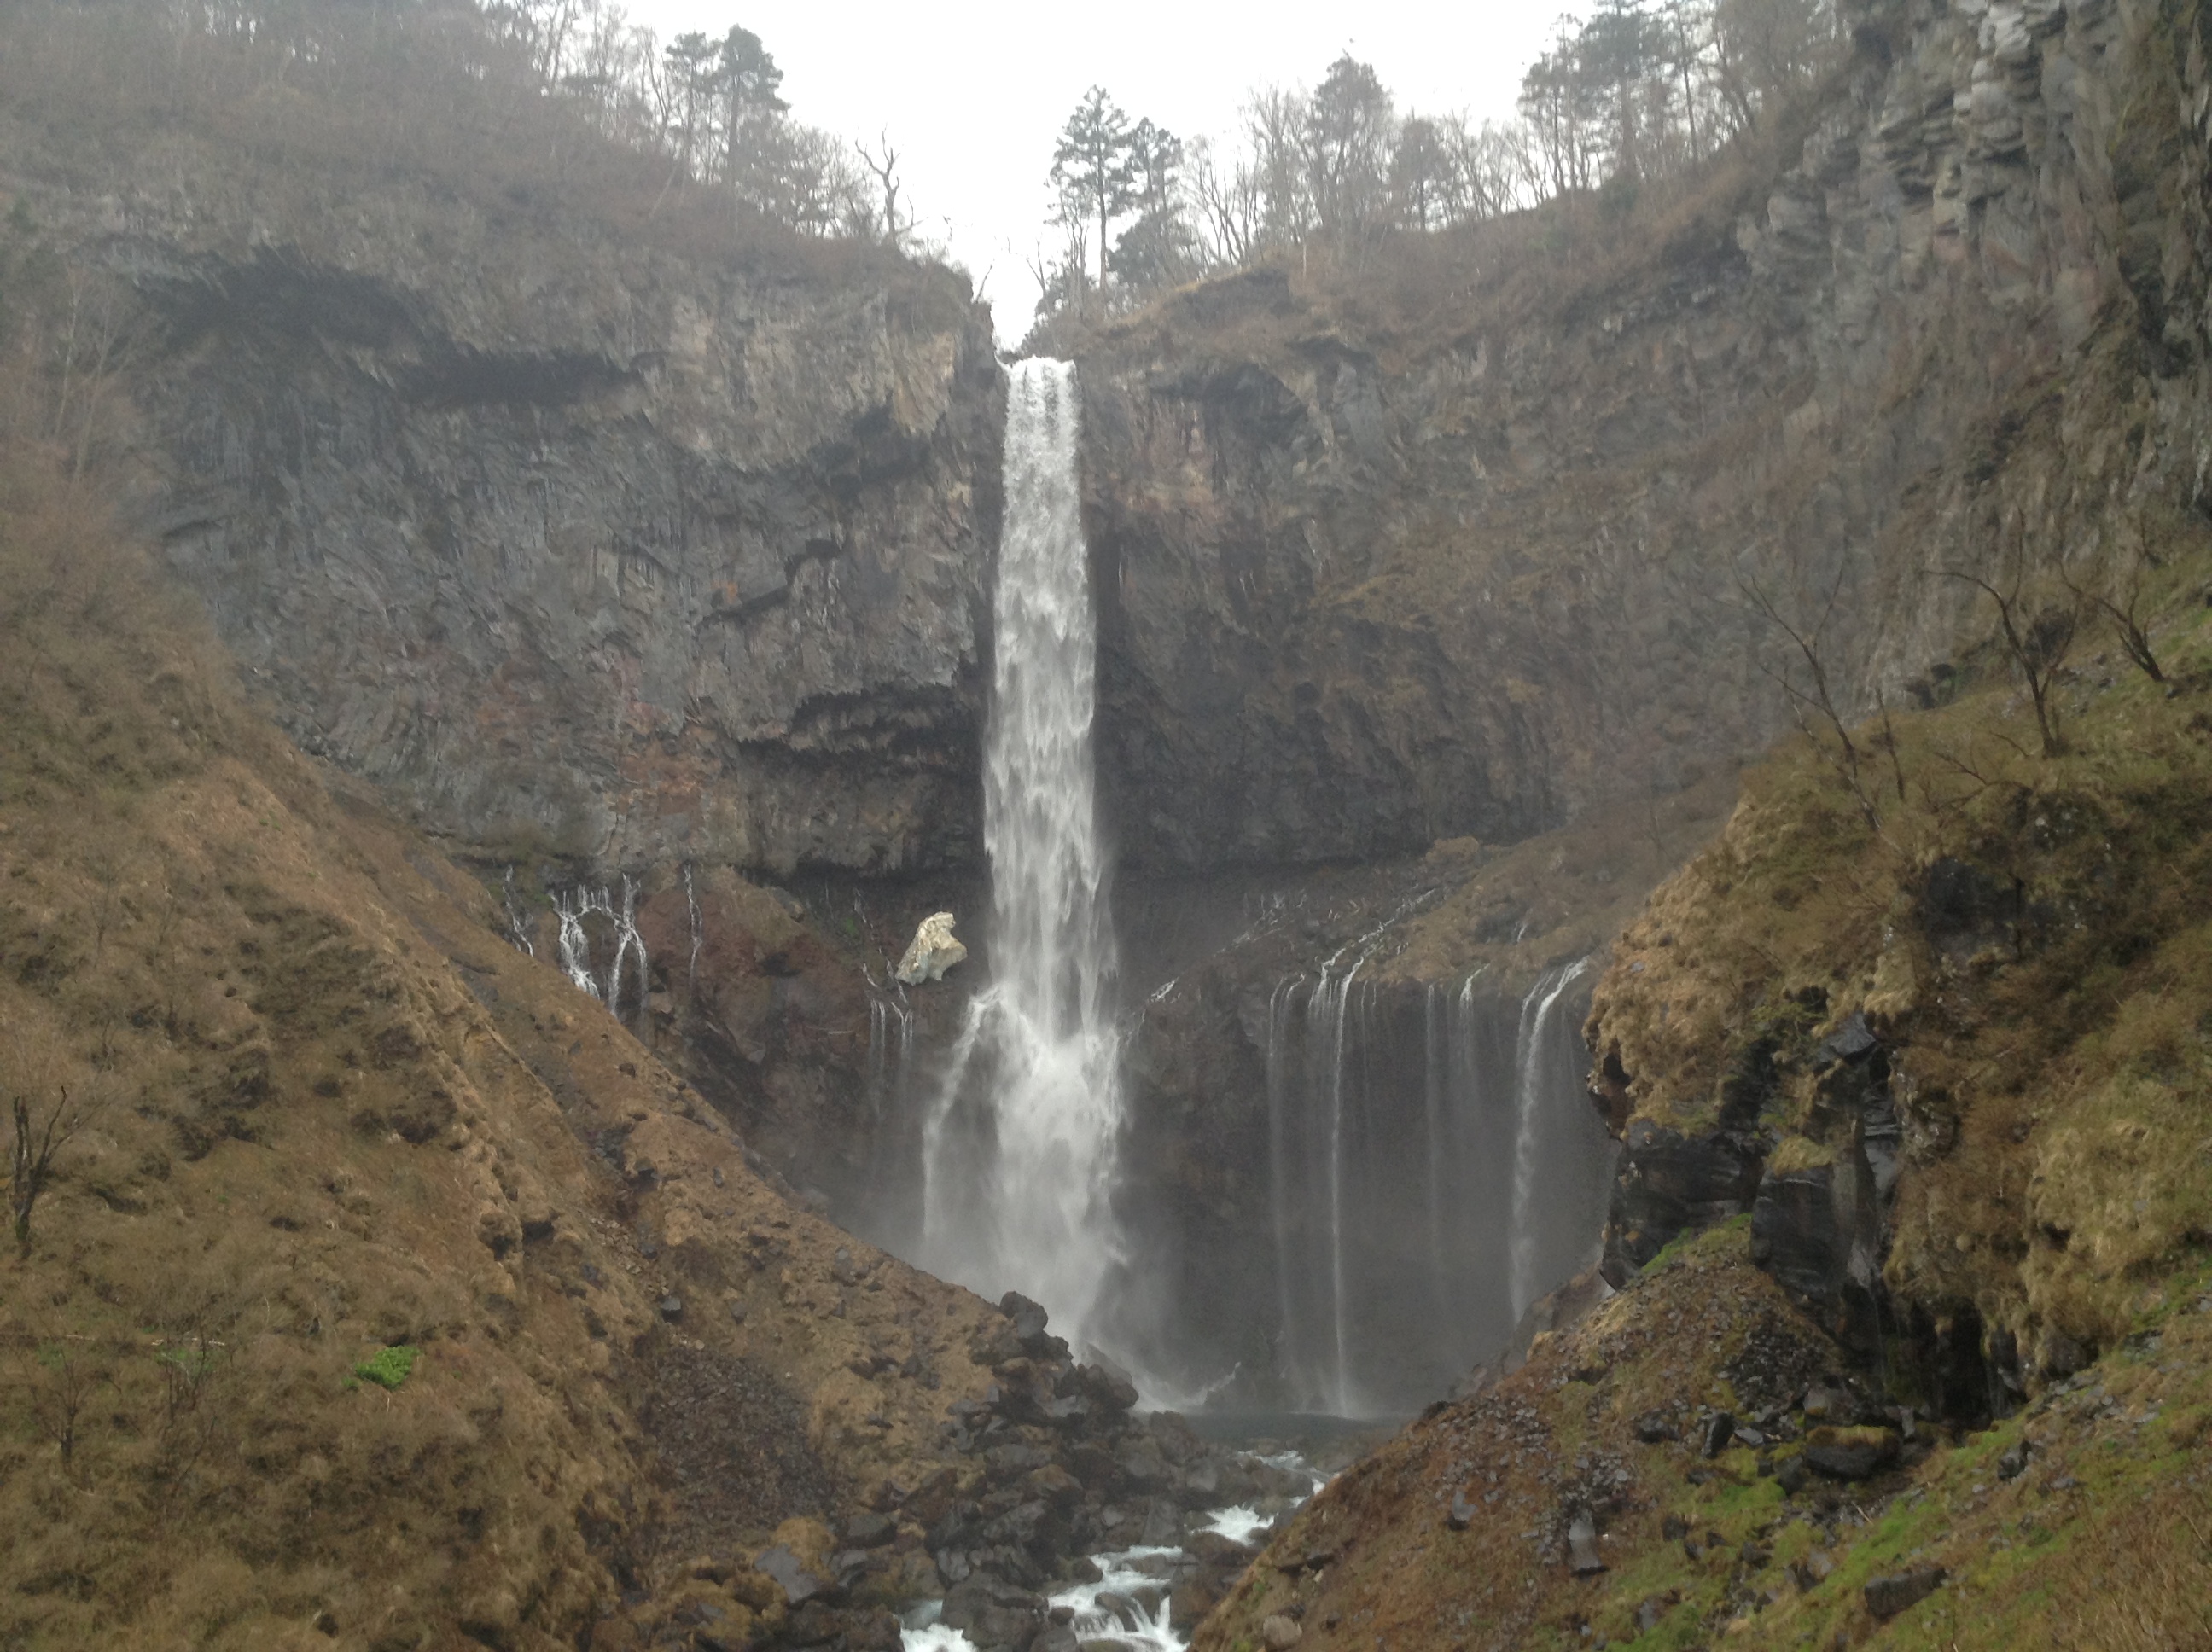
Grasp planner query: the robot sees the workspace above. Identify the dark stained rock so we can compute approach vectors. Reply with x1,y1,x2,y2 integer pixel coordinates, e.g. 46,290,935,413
1701,1413,1735,1458
841,1512,897,1550
940,1574,1047,1650
1604,1121,1765,1279
1865,1567,1947,1620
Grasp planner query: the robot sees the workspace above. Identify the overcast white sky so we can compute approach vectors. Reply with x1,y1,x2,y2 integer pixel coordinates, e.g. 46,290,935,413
627,1,1569,335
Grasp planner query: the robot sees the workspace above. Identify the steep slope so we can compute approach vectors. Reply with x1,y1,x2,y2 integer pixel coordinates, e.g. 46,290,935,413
0,420,1193,1650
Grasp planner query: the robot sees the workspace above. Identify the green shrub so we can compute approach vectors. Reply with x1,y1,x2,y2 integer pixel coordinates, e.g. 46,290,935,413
352,1345,421,1391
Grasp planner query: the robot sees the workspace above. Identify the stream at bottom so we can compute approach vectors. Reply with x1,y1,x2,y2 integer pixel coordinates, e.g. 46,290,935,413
901,1433,1344,1652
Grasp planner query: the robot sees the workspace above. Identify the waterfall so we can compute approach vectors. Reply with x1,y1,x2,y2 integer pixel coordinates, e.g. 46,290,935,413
552,877,650,1022
683,863,702,998
921,359,1126,1349
1264,975,1302,1390
1508,958,1593,1322
1250,957,1610,1415
501,867,536,957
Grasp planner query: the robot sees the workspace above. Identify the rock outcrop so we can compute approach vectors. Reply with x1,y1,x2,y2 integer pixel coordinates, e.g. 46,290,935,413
1075,0,2212,875
6,141,1002,879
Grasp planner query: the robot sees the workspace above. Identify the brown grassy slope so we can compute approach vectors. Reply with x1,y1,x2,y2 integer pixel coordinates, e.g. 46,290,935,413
1195,1223,2212,1652
1587,579,2212,1373
0,446,1004,1649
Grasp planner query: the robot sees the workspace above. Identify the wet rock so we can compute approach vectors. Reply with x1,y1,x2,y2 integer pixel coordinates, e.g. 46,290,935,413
1069,1358,1140,1412
1605,1121,1764,1278
1865,1567,1947,1619
940,1575,1047,1649
999,1291,1053,1348
896,914,969,985
1802,1425,1901,1480
1189,1531,1255,1568
841,1513,897,1550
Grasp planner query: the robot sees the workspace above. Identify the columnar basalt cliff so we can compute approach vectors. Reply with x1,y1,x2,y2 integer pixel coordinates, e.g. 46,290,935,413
1073,0,2212,877
9,145,1004,881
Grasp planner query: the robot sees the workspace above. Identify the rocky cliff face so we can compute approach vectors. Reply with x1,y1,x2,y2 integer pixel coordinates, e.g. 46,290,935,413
10,143,1003,879
1074,0,2212,876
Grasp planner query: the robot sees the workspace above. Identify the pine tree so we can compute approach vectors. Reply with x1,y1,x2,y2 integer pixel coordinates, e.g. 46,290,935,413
1050,87,1138,304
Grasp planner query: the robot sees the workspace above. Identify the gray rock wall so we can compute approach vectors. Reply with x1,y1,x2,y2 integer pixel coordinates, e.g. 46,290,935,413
18,148,1003,877
1076,0,2212,873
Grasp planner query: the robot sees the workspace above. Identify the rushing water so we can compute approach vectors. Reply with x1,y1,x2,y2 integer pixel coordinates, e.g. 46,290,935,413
1256,957,1614,1412
921,358,1126,1352
552,876,649,1021
1508,959,1594,1322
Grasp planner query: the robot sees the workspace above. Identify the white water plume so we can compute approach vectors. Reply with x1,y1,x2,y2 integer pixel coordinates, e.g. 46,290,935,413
553,876,650,1021
921,358,1126,1351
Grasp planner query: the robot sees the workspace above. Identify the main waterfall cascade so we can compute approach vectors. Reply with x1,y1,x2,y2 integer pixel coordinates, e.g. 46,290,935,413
917,359,1129,1353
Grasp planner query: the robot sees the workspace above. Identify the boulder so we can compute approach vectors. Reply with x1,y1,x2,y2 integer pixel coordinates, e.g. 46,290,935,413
1865,1567,1946,1619
1802,1425,1901,1480
896,913,968,984
1566,1509,1606,1575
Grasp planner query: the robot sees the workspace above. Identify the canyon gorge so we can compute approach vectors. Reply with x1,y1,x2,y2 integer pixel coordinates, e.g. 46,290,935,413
7,0,2212,1647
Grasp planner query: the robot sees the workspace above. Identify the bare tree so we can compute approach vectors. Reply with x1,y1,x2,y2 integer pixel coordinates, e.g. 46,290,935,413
27,1340,106,1473
2064,557,2165,685
857,131,908,249
1740,562,1885,830
9,1083,86,1257
1937,567,2079,758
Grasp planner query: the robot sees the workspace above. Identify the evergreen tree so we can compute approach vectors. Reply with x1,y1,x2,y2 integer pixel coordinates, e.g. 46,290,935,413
1050,87,1138,301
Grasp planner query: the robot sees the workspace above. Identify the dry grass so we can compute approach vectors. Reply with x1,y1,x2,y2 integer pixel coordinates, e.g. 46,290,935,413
0,364,1010,1645
1198,1226,2212,1652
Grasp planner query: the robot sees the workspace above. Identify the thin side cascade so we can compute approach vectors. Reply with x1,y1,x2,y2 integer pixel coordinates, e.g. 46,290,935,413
553,878,649,1022
1324,958,1363,1417
1508,958,1592,1322
919,358,1126,1352
1264,975,1303,1393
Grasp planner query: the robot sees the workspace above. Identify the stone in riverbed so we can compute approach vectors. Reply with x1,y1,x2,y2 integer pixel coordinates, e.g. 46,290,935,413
896,913,968,984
